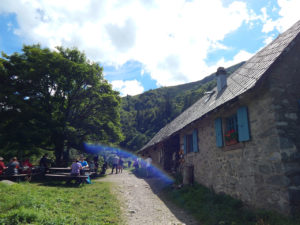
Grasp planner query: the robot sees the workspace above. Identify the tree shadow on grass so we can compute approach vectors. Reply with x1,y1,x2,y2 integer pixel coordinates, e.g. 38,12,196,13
30,173,105,188
29,178,85,188
40,181,83,188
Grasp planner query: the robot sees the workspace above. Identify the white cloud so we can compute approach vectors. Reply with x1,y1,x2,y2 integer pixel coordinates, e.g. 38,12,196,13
0,0,265,87
213,50,254,71
111,80,144,96
262,0,300,33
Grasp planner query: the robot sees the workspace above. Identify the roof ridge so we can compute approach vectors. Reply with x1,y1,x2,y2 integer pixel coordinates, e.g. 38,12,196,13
140,19,300,152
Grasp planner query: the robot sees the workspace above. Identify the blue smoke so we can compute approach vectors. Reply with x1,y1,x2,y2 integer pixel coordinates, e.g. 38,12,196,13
83,142,174,184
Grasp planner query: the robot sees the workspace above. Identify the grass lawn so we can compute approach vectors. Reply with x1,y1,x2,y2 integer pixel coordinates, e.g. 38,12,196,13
0,180,123,225
164,183,300,225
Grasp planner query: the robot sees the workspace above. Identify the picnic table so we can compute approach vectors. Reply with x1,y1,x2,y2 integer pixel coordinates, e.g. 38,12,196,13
0,167,42,182
45,167,95,184
0,174,30,183
48,167,91,173
45,173,89,184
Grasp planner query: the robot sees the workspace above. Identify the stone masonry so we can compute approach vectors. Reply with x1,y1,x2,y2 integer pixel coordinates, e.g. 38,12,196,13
180,38,300,214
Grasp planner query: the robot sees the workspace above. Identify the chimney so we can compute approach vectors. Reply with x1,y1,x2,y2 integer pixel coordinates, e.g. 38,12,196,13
216,67,227,92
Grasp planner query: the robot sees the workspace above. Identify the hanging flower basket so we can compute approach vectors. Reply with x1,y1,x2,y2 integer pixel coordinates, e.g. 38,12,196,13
225,129,238,146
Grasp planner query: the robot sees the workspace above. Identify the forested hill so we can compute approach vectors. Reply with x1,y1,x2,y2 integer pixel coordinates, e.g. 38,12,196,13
119,62,245,151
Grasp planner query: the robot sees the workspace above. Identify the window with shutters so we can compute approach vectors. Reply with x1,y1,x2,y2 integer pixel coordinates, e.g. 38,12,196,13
183,129,199,154
224,114,239,146
186,134,193,153
215,106,250,148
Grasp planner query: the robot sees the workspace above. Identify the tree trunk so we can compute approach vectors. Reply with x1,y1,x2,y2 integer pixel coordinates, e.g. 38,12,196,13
62,145,70,167
54,136,65,166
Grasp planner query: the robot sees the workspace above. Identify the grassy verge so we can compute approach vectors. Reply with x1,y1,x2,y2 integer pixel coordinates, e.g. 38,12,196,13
0,180,123,225
163,183,300,225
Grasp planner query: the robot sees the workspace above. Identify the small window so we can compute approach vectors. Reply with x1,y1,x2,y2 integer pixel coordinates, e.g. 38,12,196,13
224,114,239,146
186,134,193,153
215,106,250,148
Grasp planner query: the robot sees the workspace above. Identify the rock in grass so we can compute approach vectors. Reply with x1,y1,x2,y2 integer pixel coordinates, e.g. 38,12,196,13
0,180,15,185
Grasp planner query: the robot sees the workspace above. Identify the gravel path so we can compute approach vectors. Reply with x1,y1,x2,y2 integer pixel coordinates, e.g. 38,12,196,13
98,170,199,225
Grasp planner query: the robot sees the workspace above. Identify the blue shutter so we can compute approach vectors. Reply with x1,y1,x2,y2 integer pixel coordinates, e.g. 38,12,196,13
183,135,187,154
193,129,199,152
237,106,250,141
215,118,223,147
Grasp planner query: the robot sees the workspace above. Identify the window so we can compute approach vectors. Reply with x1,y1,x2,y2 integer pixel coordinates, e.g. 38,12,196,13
215,106,250,148
186,134,193,153
183,129,199,154
224,114,239,146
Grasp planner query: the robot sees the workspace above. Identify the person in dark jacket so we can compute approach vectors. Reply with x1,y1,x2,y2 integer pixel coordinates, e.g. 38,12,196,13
6,157,20,175
39,154,50,173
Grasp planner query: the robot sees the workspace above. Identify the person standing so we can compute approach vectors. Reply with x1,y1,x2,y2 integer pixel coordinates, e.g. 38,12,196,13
93,155,99,173
101,161,108,175
140,155,146,177
39,154,50,173
111,155,119,174
133,158,139,171
118,157,124,173
145,155,152,178
0,157,7,175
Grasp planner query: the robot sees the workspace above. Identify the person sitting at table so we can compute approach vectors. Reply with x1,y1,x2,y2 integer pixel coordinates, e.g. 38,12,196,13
79,156,89,175
70,159,82,176
79,156,89,168
0,156,7,175
21,159,33,174
6,157,20,175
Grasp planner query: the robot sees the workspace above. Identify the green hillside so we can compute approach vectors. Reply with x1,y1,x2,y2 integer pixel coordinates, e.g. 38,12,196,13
119,62,244,151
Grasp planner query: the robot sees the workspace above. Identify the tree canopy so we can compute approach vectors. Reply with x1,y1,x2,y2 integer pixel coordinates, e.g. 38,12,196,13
0,45,123,163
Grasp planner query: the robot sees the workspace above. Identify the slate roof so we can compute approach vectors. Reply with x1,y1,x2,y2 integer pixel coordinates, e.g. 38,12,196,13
140,20,300,152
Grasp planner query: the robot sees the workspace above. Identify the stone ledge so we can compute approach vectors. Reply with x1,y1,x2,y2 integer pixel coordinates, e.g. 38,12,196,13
223,142,244,151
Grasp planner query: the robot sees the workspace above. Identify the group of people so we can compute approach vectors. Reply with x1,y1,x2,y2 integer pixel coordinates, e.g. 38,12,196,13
0,154,154,178
109,154,153,177
70,156,89,176
133,155,152,177
0,156,33,176
111,155,124,174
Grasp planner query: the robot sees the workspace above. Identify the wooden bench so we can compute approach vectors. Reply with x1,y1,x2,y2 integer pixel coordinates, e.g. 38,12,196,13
56,172,96,177
0,174,30,183
48,167,91,173
45,173,89,184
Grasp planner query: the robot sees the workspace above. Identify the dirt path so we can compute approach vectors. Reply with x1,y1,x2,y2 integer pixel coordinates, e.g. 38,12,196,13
98,170,199,225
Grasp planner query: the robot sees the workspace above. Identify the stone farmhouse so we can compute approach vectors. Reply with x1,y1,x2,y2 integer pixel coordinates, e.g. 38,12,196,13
139,20,300,214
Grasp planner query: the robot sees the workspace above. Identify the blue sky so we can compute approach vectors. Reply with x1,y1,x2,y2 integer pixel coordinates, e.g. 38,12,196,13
0,0,299,96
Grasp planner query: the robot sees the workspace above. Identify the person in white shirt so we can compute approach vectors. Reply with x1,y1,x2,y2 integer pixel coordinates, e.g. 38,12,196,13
145,155,152,177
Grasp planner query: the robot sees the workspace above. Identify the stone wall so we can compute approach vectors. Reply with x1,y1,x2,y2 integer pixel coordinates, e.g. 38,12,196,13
267,36,300,214
181,38,300,214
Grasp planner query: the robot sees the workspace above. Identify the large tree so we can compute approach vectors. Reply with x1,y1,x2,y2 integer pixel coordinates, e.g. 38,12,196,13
0,45,123,164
